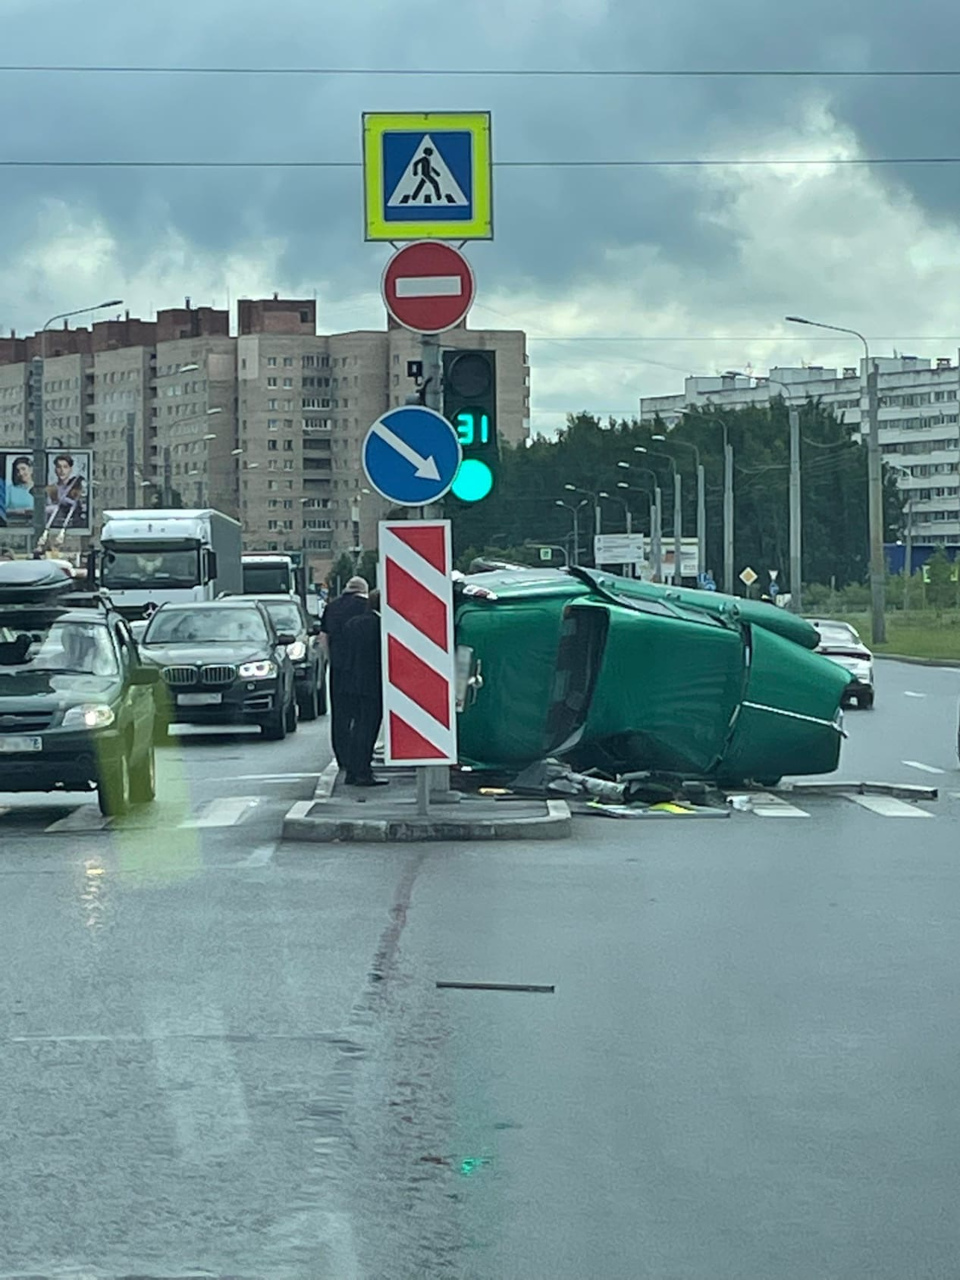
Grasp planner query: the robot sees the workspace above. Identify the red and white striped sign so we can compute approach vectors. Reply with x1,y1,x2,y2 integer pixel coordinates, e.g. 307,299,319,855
379,519,458,766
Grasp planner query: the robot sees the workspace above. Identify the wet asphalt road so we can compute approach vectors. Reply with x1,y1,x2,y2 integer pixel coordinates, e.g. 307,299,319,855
1,662,960,1277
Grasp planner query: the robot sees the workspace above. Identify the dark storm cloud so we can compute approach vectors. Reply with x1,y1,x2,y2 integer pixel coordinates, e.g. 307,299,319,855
0,0,958,309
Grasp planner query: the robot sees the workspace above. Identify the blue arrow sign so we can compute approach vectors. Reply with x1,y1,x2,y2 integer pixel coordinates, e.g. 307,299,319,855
362,405,463,506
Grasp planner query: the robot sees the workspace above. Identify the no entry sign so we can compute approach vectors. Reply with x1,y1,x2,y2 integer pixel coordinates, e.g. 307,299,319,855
381,241,476,334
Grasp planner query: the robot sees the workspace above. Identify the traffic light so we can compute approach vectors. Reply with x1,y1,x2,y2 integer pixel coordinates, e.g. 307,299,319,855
442,349,498,503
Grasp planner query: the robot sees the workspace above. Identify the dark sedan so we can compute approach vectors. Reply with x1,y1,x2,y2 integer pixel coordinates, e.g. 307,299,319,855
231,594,327,720
140,600,297,740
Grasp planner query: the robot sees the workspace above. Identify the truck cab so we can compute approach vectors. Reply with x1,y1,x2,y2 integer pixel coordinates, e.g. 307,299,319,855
96,509,243,619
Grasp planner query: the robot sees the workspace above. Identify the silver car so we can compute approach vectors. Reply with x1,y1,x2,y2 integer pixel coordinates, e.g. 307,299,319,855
810,619,875,709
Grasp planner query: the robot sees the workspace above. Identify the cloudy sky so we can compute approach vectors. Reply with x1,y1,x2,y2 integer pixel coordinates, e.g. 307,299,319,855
2,0,960,434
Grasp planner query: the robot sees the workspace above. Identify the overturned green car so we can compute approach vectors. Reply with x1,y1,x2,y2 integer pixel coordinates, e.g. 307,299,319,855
454,566,849,786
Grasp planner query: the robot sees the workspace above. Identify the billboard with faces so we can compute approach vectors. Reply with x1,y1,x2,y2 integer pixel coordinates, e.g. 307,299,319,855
0,449,91,535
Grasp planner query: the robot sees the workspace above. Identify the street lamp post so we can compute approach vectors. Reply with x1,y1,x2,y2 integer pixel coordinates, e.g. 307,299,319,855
655,433,706,586
887,460,914,599
564,483,602,539
555,498,588,566
694,402,736,594
787,314,886,643
637,447,681,583
30,299,122,552
620,470,662,580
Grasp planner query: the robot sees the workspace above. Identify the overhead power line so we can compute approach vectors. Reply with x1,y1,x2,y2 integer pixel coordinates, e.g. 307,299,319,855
3,156,960,169
524,334,960,343
1,64,959,78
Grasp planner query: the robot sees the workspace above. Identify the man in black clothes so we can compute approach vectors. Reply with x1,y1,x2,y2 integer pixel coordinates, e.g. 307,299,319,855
342,588,387,787
319,575,368,770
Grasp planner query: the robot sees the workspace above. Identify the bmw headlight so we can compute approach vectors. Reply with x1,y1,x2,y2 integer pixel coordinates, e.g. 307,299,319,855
238,660,277,680
63,704,116,729
287,640,306,661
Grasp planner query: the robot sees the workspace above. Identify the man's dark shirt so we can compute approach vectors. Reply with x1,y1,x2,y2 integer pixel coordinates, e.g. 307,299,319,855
342,610,382,700
320,592,368,669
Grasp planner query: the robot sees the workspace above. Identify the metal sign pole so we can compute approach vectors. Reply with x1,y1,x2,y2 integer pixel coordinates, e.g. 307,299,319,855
421,332,453,808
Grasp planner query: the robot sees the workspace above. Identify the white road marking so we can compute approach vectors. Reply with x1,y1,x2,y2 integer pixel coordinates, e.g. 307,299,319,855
748,792,810,818
224,772,320,782
181,796,260,828
844,793,932,818
904,691,927,698
395,274,462,298
45,804,110,833
238,843,276,867
902,760,946,774
284,799,314,821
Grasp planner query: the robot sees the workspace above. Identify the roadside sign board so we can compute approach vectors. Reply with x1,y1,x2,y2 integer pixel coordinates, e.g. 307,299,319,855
0,448,92,536
740,566,758,586
380,520,457,765
594,533,646,566
539,547,553,562
382,241,475,334
661,538,700,581
362,406,462,506
363,112,493,241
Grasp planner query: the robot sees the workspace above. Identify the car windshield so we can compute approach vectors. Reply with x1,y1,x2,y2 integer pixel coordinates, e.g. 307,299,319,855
242,565,293,594
101,548,200,589
0,616,118,677
816,623,862,647
262,601,303,634
143,608,268,645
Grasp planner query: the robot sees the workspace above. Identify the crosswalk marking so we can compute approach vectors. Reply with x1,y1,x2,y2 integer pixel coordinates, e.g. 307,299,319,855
748,792,811,818
843,793,932,818
45,804,110,833
181,796,260,829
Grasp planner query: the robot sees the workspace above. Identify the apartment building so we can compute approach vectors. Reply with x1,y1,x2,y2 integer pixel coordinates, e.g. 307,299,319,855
640,356,960,545
0,297,530,575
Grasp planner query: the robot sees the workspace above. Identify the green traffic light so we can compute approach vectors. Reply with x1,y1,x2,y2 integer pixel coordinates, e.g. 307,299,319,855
451,457,494,502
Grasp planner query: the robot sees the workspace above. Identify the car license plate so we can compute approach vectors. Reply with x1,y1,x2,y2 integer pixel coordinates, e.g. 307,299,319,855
0,736,42,753
177,692,223,706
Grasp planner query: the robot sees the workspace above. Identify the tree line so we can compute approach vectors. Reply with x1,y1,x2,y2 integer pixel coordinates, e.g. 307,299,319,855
447,403,904,590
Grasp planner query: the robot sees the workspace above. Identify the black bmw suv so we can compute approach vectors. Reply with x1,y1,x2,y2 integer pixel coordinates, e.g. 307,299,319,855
139,599,297,740
0,559,159,815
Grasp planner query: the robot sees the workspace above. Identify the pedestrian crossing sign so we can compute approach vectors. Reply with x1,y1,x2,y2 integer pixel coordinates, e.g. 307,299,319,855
363,112,493,241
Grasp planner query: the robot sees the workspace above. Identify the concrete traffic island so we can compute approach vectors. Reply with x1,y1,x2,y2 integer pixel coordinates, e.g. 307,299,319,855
282,761,572,843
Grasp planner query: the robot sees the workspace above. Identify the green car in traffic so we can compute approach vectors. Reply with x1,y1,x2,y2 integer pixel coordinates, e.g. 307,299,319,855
455,567,850,786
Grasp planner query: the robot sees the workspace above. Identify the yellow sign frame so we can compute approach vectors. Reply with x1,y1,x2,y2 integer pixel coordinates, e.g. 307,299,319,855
362,111,493,241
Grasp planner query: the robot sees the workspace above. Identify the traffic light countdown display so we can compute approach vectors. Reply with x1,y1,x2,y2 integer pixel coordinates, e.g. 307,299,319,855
442,350,498,503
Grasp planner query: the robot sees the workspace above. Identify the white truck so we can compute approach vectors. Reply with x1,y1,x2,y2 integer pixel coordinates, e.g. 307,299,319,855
96,508,243,619
241,552,305,599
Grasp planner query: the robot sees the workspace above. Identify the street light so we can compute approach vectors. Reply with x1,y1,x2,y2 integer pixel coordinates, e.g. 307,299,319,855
635,448,682,583
555,498,588,566
564,483,604,539
620,467,663,580
653,433,706,588
693,402,736,594
786,314,885,642
30,299,123,551
886,460,915,596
